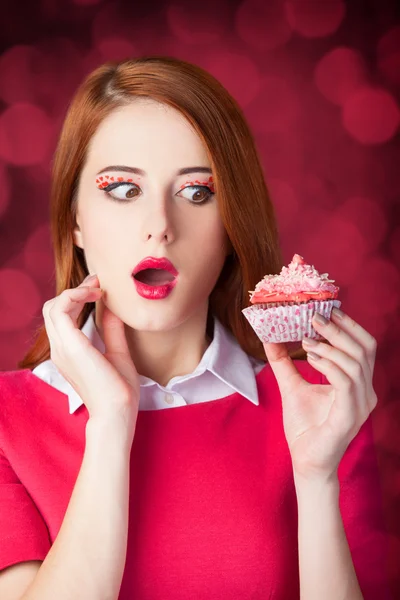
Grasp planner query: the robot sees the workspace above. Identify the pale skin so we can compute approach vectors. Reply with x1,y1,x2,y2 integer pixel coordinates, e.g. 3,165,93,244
73,98,377,597
73,98,232,387
263,308,378,599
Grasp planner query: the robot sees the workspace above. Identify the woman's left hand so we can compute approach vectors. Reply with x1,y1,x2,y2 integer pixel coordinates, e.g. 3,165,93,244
262,308,378,482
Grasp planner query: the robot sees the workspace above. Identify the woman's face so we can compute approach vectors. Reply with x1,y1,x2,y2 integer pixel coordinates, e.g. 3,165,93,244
73,99,231,332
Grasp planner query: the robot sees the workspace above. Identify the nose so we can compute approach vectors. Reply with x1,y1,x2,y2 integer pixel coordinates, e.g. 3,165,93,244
142,202,175,245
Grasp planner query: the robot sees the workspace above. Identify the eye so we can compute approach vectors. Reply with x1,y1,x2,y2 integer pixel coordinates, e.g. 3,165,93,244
177,185,214,205
102,181,140,202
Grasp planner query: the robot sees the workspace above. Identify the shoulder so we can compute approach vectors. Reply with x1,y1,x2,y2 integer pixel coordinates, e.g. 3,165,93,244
0,368,32,393
0,366,55,430
0,366,55,393
0,369,31,436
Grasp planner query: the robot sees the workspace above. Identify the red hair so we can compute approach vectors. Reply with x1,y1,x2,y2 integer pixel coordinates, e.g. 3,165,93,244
18,56,306,370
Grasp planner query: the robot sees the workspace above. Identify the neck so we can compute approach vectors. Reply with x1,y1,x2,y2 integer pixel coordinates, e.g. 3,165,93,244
94,301,213,387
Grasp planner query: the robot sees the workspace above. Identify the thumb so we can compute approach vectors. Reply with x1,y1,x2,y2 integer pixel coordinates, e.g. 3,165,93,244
263,341,303,396
101,303,139,385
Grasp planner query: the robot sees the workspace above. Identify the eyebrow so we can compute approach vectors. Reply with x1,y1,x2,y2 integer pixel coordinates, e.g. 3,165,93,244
96,165,212,177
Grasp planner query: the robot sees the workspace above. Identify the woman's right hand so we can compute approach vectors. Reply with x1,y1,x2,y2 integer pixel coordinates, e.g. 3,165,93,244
42,273,140,433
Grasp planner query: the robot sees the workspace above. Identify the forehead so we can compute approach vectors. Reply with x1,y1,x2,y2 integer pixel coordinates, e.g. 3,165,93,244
85,99,210,170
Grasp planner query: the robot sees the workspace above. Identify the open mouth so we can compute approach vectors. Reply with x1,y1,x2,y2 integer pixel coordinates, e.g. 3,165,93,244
134,268,176,285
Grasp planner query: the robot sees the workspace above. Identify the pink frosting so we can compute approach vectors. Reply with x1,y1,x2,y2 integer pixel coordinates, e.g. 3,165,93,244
249,254,339,303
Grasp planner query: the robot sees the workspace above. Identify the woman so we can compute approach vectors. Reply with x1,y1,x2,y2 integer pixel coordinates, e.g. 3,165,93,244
0,56,391,599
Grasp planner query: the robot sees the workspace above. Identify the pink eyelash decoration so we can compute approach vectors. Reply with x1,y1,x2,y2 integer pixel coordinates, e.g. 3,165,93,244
95,174,214,192
178,176,215,193
95,174,135,189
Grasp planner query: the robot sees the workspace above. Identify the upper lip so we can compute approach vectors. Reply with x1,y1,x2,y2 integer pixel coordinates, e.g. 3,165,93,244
132,256,178,277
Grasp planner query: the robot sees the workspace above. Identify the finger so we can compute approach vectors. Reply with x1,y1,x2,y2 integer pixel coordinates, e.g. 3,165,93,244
302,340,374,414
263,341,304,396
101,300,139,385
44,274,100,339
79,273,99,286
314,309,377,373
49,287,102,351
303,354,365,430
44,274,101,355
311,312,371,389
102,301,130,355
66,285,102,322
42,298,60,347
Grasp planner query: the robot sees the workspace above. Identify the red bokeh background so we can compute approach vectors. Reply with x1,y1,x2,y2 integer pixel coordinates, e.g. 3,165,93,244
0,0,399,593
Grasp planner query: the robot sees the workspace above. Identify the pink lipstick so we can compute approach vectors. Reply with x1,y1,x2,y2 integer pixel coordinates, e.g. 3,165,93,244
132,256,178,300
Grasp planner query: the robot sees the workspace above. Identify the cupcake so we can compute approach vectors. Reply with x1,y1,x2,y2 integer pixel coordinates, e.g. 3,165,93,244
242,254,342,343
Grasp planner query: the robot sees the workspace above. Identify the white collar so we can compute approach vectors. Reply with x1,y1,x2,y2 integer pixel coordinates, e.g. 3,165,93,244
33,309,262,414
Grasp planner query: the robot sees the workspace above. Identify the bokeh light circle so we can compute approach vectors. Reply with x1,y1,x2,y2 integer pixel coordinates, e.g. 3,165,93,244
298,211,367,286
0,161,11,218
342,87,400,145
245,76,299,133
92,4,144,47
202,52,261,107
351,257,399,320
0,45,41,105
314,47,367,106
167,0,230,44
256,130,303,181
32,37,84,117
0,39,83,117
96,37,136,61
0,268,41,332
267,178,300,231
377,26,400,87
23,224,54,285
0,103,54,166
235,0,292,51
339,196,388,252
285,0,346,38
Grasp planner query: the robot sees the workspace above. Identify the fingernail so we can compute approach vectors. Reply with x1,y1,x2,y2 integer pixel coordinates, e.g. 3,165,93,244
314,312,328,326
302,337,318,346
307,352,321,361
84,273,97,282
332,307,345,319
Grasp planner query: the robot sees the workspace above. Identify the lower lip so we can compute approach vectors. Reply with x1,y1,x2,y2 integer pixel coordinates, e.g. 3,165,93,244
132,276,178,299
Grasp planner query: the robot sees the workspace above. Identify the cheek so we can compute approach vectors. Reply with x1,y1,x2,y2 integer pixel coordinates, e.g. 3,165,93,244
193,222,229,269
91,207,135,240
207,218,230,253
80,212,131,264
189,207,226,240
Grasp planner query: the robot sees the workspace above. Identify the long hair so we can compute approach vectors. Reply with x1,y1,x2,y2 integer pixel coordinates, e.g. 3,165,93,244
18,56,306,370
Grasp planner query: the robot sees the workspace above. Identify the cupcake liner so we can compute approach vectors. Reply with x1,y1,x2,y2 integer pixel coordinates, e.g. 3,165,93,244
242,299,342,343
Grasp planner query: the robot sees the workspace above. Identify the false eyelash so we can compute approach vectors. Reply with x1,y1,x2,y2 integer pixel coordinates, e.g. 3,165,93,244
102,182,133,192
